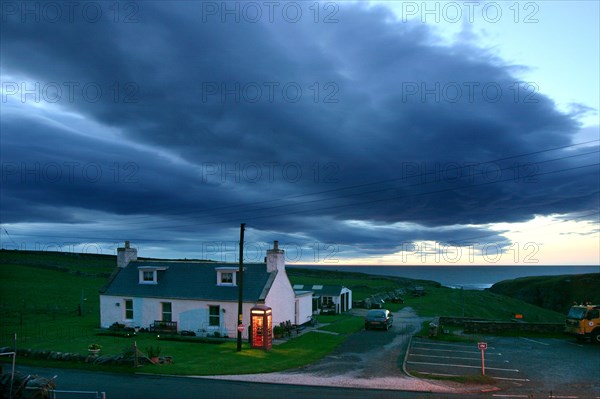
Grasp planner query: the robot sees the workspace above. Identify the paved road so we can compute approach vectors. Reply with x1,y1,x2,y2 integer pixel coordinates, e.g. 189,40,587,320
290,307,427,378
406,335,600,398
14,365,486,399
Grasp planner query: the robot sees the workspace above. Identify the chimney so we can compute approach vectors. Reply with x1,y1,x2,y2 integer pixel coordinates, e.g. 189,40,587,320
117,241,138,268
266,240,284,272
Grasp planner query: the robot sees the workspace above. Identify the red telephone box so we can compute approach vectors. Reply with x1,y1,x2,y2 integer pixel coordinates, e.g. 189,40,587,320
250,305,272,351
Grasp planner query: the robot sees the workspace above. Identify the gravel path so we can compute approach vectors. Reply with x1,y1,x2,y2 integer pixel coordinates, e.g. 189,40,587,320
200,308,494,394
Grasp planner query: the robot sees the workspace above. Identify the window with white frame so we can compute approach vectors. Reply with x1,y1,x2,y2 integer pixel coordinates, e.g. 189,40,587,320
124,299,133,320
139,269,157,284
221,272,233,284
209,305,220,326
216,268,238,286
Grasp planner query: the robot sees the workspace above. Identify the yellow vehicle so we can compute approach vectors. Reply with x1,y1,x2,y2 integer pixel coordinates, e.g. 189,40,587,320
565,304,600,343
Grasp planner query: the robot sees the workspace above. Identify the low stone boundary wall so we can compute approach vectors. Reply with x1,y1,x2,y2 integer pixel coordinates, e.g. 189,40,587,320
0,346,162,366
463,321,564,334
437,316,564,334
438,317,487,327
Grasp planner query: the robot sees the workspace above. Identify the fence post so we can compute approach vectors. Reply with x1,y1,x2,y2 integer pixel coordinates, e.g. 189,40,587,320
9,333,16,399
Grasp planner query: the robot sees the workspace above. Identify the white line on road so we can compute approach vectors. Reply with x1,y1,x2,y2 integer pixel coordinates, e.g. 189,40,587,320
409,353,503,362
418,373,529,383
411,347,502,355
519,337,549,346
567,341,585,347
491,376,530,382
407,361,519,372
417,371,460,377
412,340,496,350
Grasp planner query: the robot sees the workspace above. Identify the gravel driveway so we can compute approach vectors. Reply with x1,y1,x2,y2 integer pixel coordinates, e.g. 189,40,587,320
205,307,494,394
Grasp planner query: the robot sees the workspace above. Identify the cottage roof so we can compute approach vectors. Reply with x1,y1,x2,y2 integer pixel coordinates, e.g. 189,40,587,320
100,260,272,302
292,284,346,296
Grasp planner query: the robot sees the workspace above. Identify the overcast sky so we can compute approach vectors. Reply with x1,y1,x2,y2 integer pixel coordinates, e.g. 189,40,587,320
1,1,598,265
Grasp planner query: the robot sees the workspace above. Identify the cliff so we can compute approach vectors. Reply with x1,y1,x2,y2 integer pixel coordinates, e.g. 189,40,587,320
489,272,600,313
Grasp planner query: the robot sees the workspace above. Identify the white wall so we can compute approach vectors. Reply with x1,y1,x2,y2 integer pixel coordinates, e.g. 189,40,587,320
341,287,352,312
100,295,256,338
295,293,313,325
264,271,296,326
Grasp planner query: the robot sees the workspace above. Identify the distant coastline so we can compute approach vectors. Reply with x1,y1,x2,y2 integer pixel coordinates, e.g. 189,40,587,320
288,265,600,290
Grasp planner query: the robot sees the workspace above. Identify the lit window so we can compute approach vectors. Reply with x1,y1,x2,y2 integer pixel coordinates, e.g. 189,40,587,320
125,299,133,320
209,305,220,326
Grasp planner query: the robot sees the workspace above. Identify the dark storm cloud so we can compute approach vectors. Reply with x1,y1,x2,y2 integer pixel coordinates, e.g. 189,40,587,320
1,1,597,257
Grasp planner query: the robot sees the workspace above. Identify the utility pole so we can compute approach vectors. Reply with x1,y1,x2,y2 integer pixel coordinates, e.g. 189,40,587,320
237,223,246,352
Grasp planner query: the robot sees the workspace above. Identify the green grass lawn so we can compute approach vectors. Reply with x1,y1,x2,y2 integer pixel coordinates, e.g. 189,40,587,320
149,332,346,375
316,315,364,334
1,331,347,375
0,250,567,376
400,285,565,323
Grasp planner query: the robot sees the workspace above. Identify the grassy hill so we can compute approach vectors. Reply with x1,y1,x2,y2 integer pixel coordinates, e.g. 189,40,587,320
287,267,439,301
287,267,564,322
489,273,600,314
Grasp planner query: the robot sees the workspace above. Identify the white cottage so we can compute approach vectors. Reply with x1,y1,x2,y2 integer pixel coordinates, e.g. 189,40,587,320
99,241,312,338
293,284,353,315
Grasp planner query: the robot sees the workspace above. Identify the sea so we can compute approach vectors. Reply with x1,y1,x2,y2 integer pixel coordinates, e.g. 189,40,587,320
289,265,599,290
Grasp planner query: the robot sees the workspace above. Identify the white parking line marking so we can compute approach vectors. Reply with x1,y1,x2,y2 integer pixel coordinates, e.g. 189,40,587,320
407,361,519,372
412,341,496,350
567,342,584,347
519,337,549,346
409,353,503,362
417,372,461,377
490,376,530,382
418,371,530,382
411,347,502,355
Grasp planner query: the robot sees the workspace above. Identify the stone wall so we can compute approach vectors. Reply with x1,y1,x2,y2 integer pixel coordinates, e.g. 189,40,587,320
437,317,564,334
463,321,564,334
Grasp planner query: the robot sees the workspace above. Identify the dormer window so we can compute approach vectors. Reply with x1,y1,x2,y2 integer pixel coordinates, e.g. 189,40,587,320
221,272,233,284
143,271,155,282
138,266,168,284
216,267,243,286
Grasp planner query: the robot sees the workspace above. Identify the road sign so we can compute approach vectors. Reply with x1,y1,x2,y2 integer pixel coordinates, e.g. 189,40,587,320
237,324,245,333
478,342,487,375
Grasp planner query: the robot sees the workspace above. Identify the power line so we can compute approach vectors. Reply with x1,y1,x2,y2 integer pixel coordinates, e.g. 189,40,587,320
95,139,600,223
97,149,600,230
3,162,599,243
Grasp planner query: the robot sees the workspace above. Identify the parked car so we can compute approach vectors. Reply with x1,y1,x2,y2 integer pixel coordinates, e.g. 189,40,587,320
364,309,393,331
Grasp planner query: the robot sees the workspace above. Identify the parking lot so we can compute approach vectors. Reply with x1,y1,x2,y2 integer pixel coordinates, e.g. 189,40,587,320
406,337,526,382
405,336,600,397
